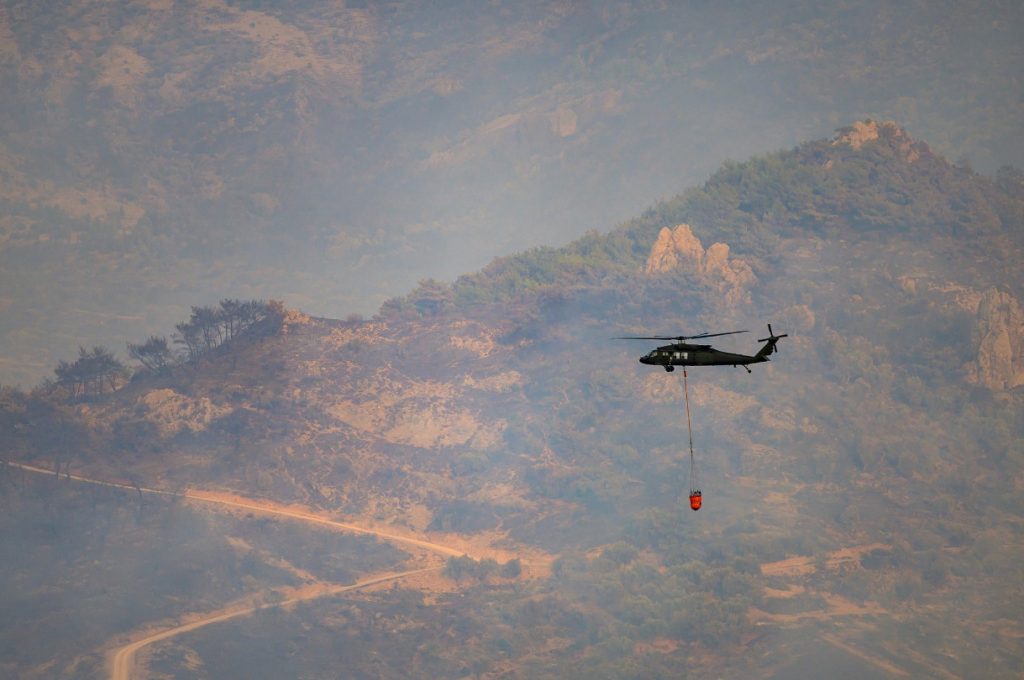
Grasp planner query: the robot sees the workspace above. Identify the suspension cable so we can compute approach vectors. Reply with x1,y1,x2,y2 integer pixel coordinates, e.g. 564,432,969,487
683,367,697,493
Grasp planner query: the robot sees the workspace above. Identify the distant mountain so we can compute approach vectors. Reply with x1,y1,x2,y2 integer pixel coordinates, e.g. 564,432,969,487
3,123,1023,678
2,1,1024,386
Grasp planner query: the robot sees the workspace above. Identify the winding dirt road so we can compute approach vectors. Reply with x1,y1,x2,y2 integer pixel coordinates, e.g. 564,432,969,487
109,568,438,680
5,461,467,557
4,461,475,680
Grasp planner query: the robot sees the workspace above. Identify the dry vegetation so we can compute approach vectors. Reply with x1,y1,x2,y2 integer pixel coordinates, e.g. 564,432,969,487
2,123,1024,678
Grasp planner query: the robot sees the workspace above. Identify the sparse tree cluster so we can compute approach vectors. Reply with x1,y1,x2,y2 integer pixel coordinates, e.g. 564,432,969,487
54,346,128,397
171,299,284,364
126,335,173,373
42,299,287,402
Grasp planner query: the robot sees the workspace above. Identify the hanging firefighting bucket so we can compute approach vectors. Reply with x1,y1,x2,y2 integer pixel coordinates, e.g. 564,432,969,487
683,367,701,511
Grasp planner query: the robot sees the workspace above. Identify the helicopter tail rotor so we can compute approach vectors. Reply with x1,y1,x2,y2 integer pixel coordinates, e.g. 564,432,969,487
756,324,788,356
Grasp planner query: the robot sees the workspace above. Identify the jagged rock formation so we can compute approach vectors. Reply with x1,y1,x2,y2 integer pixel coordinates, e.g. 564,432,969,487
968,288,1024,390
644,224,705,274
644,224,755,304
832,119,922,163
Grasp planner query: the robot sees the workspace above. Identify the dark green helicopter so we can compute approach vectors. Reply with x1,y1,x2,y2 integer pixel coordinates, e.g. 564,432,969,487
618,324,787,373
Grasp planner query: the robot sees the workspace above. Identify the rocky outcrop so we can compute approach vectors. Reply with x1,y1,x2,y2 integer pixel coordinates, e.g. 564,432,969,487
832,120,921,163
644,224,755,305
968,288,1024,391
645,224,705,274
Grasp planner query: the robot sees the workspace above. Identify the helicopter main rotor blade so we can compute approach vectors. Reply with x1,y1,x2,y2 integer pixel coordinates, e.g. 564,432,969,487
689,330,749,340
614,330,749,341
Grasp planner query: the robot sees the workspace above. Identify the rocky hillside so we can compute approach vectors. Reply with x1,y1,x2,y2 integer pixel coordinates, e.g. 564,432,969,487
4,123,1024,678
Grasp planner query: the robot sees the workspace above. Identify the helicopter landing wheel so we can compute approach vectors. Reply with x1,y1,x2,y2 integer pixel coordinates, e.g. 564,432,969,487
665,365,675,372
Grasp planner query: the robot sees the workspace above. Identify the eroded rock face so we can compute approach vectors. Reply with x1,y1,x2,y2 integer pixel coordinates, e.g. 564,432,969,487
703,242,756,304
137,388,230,436
969,288,1024,390
644,224,755,304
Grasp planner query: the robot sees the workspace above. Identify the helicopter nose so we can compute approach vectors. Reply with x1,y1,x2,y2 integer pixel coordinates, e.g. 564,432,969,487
639,356,651,365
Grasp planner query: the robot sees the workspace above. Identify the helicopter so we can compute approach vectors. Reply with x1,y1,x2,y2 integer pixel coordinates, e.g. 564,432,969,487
617,324,787,373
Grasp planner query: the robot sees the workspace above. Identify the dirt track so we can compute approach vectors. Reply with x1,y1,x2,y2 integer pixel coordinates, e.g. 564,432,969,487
760,543,888,576
108,568,437,680
4,461,477,680
5,461,468,557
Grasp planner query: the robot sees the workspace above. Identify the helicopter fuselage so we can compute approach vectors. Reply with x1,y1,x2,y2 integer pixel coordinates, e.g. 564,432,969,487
639,343,770,372
628,324,786,373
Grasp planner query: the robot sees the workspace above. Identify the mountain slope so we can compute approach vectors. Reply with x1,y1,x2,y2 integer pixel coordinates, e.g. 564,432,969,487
3,122,1024,678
